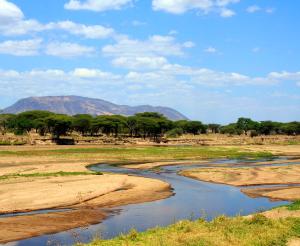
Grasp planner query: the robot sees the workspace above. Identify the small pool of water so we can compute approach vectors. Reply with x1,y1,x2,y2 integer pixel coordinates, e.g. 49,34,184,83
4,159,290,246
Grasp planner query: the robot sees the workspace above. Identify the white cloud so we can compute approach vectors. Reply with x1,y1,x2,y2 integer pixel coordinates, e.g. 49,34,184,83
131,20,146,26
72,68,121,79
103,35,193,58
0,1,114,39
112,56,168,70
246,5,261,13
152,0,239,17
45,42,96,58
1,67,300,123
0,0,23,24
64,0,133,12
247,5,275,14
220,8,235,17
0,39,42,56
204,46,217,53
46,21,115,39
103,35,194,70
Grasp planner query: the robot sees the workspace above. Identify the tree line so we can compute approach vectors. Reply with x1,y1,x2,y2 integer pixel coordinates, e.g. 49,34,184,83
0,112,299,140
0,111,206,140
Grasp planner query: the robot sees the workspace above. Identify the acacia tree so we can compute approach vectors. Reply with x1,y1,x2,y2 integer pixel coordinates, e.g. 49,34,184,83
72,114,92,136
0,114,14,135
45,115,73,138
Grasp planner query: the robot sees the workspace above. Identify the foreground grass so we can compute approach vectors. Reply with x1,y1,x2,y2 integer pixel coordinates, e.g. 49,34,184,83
0,171,102,180
0,146,273,163
285,201,300,211
82,214,300,246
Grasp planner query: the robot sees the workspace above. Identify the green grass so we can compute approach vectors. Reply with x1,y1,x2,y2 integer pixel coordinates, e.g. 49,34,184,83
0,141,26,146
0,146,273,162
81,215,300,246
0,171,102,181
286,201,300,211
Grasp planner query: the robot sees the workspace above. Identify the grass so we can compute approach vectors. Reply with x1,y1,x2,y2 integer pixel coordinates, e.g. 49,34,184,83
285,201,300,211
0,171,102,181
0,141,26,146
0,146,273,162
81,215,300,246
81,201,300,246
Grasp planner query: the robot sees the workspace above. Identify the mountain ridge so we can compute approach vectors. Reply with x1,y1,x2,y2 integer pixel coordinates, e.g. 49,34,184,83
2,96,188,120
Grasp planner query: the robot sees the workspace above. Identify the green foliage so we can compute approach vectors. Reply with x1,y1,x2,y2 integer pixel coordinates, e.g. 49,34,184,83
72,114,93,135
166,128,184,138
286,200,300,211
174,120,207,135
1,110,299,139
45,114,73,138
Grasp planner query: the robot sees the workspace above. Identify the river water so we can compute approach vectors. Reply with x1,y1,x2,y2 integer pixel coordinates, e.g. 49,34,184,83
3,159,292,246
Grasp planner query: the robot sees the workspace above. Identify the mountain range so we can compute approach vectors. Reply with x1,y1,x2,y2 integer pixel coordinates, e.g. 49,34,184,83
1,96,188,120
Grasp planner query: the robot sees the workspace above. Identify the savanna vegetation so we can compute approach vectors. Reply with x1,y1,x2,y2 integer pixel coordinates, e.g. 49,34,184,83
81,201,300,246
0,111,299,143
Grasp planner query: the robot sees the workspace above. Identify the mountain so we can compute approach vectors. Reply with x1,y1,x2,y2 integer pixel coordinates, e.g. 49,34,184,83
2,96,188,120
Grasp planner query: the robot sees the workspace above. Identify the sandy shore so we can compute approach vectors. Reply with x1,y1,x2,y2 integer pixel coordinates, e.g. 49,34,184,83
0,173,171,243
0,209,106,244
242,186,300,201
180,165,300,187
0,174,171,214
180,165,300,200
0,144,173,243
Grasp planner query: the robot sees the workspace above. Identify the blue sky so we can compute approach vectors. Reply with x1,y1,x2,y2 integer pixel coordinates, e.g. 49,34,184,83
0,0,299,123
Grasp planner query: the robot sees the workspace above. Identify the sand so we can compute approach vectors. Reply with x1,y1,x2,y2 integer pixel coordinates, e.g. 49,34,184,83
180,165,300,187
242,186,300,201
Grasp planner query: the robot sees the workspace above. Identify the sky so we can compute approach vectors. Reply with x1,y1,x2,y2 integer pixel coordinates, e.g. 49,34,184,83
0,0,299,123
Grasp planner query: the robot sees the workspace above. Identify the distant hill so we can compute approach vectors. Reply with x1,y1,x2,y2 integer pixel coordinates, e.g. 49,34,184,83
2,96,188,120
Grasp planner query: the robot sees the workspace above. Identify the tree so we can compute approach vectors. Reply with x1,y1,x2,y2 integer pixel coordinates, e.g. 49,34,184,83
126,116,138,137
0,114,14,135
207,124,221,133
185,121,206,135
220,123,241,135
236,117,259,134
258,121,281,135
72,114,92,135
10,111,53,135
45,115,73,138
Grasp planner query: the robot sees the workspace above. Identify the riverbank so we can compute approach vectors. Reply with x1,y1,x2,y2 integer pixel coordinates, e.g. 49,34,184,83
180,161,300,201
0,144,297,244
82,201,300,246
0,173,171,243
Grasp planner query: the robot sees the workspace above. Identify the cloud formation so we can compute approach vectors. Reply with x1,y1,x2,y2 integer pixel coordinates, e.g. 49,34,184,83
64,0,133,12
45,42,96,58
152,0,239,17
0,0,115,39
0,39,42,56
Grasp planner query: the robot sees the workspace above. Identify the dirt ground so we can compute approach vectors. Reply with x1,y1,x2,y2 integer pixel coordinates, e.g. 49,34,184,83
242,186,300,201
178,144,300,201
180,165,300,187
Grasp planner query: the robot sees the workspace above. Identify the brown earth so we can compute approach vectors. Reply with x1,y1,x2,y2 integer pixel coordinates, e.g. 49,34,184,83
0,209,106,244
242,186,300,201
0,174,171,243
180,165,300,187
0,144,173,243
